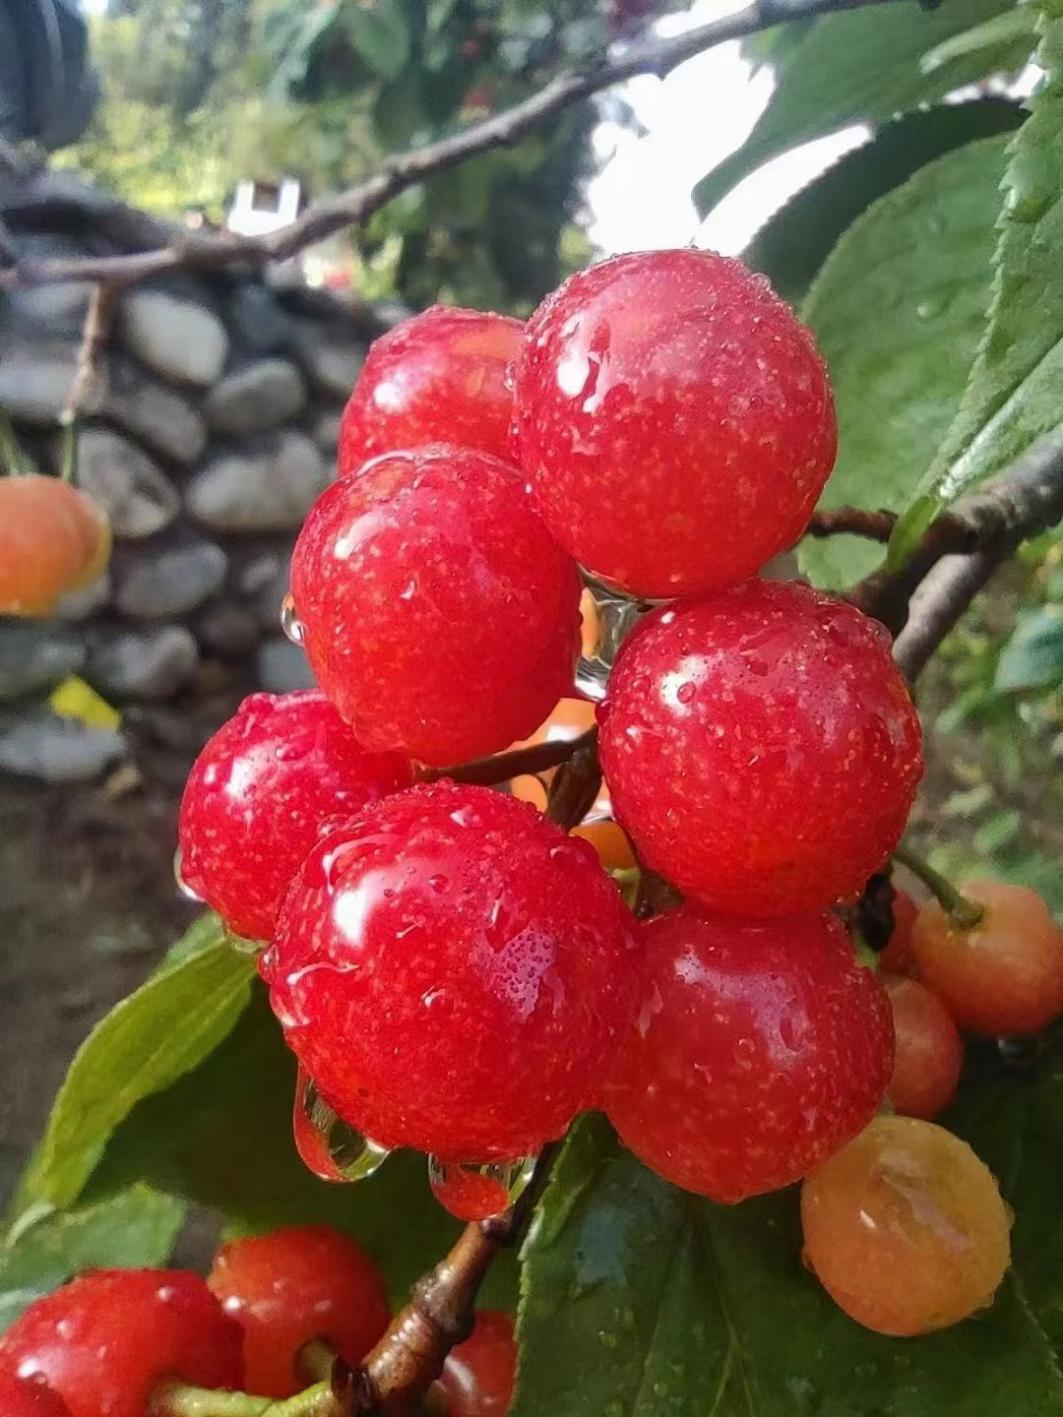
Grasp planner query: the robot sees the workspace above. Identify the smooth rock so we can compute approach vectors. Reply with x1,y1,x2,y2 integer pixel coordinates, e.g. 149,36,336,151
312,409,342,453
121,290,229,387
7,281,93,331
87,625,200,700
225,283,293,354
195,601,262,657
0,345,77,423
0,620,86,701
186,432,326,533
111,537,228,620
291,319,365,400
75,427,181,540
0,708,125,783
55,572,111,622
256,636,317,693
103,355,207,465
205,358,306,436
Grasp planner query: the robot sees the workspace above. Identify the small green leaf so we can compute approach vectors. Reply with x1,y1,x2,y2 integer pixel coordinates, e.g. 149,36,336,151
746,99,1022,304
974,808,1024,851
345,0,411,80
920,4,1039,73
694,0,1027,217
996,606,1063,690
513,1108,1063,1416
892,0,1063,559
87,988,517,1309
24,925,254,1209
0,1187,183,1331
799,136,1007,588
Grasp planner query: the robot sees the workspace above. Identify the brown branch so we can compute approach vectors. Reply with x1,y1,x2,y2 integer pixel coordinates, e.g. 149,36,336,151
853,431,1063,639
0,0,901,294
807,506,896,541
61,282,119,428
892,547,1007,681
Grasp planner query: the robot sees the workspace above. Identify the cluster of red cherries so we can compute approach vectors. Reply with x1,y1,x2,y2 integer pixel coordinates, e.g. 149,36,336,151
0,1223,512,1416
7,248,1063,1413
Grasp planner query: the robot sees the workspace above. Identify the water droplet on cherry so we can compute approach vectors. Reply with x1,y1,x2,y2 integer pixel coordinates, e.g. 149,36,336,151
280,592,305,646
293,1067,390,1183
173,845,204,903
427,1153,537,1221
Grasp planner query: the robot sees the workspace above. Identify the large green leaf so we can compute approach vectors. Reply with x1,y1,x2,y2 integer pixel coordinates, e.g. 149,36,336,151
24,922,255,1209
892,0,1063,560
0,1186,183,1331
87,988,517,1309
694,0,1030,218
995,604,1063,689
344,0,411,80
745,99,1022,304
512,1097,1063,1417
799,136,1007,588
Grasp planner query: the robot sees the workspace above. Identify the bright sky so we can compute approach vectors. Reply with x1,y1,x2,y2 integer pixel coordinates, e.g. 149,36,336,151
586,0,868,257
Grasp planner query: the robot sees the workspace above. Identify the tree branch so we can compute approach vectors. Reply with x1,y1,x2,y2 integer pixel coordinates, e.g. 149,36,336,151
0,0,900,293
807,506,896,541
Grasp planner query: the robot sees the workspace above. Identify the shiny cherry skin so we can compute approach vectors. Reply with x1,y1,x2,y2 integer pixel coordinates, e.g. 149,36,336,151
801,1116,1011,1336
879,888,919,974
0,474,110,615
178,690,413,941
513,249,836,598
883,975,964,1120
910,879,1063,1036
0,1270,243,1417
604,905,893,1203
598,580,923,917
338,307,523,473
208,1226,390,1399
290,445,582,766
0,1373,72,1417
265,781,636,1160
438,1311,517,1417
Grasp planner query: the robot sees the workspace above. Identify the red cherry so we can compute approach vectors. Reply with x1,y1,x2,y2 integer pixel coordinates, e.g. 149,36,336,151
911,879,1063,1036
0,1372,72,1417
265,781,636,1160
0,1270,242,1417
879,888,919,974
439,1311,517,1417
598,581,923,916
883,975,964,1119
291,446,581,766
604,905,893,1202
513,250,836,598
207,1226,390,1399
338,307,523,474
178,690,413,941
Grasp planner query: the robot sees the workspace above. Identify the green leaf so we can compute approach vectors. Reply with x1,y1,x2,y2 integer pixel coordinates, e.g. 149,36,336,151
745,99,1022,304
996,605,1063,689
694,0,1028,218
87,988,517,1309
513,1110,1063,1416
920,4,1040,74
345,0,411,80
799,136,1007,589
24,925,255,1209
0,1187,183,1331
892,0,1063,559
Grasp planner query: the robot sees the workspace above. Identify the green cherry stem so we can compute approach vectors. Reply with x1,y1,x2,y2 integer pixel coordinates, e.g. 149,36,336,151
892,843,985,929
297,1339,341,1385
150,1379,341,1417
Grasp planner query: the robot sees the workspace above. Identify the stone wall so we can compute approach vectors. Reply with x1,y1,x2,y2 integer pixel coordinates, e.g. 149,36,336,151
0,161,402,782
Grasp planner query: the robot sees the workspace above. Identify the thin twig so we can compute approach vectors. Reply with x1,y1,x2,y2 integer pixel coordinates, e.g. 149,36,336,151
58,282,119,481
426,729,593,788
0,0,900,294
807,506,896,541
892,547,1007,681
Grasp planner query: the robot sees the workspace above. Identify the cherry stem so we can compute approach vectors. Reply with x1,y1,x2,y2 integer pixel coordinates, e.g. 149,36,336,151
426,729,593,788
892,844,985,929
298,1340,341,1386
150,1379,342,1417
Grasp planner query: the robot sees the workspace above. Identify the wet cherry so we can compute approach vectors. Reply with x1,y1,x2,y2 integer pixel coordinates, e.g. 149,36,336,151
178,690,413,941
208,1226,390,1399
604,905,893,1202
879,888,919,974
0,1270,242,1417
0,474,110,616
290,446,581,766
438,1311,517,1417
0,1372,72,1417
910,879,1063,1036
801,1116,1011,1336
883,974,964,1120
598,580,923,916
265,781,636,1160
513,249,836,597
338,307,523,473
